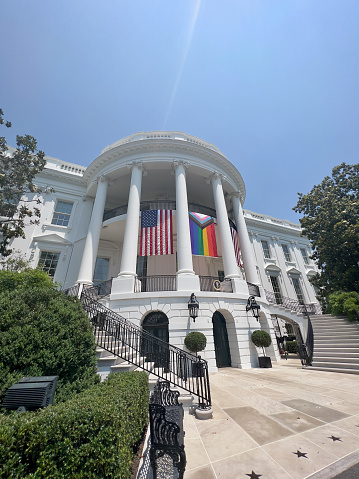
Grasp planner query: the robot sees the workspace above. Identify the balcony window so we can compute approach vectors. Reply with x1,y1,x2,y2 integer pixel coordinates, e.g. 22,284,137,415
300,248,310,265
292,277,305,305
269,275,283,304
93,257,110,285
51,200,73,227
261,240,271,259
281,244,291,262
38,251,60,277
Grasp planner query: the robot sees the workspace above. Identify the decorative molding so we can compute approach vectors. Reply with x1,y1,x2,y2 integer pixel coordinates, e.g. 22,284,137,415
172,160,189,170
271,235,280,241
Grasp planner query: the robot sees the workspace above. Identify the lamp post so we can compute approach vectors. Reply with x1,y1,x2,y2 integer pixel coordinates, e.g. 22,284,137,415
246,295,260,321
188,293,199,321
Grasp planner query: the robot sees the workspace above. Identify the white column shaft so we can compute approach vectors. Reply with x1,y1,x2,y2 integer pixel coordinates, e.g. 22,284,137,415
119,165,143,276
77,178,108,284
175,164,195,275
232,195,258,284
211,176,239,278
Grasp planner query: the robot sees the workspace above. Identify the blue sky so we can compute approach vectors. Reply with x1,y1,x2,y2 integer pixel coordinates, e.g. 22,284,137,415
1,1,358,223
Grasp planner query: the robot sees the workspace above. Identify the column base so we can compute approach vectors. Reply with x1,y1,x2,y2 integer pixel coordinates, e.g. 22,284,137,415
177,273,200,292
111,275,135,296
230,277,250,295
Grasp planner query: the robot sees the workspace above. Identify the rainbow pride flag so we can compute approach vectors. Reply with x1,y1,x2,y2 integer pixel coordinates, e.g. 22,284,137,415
189,212,218,257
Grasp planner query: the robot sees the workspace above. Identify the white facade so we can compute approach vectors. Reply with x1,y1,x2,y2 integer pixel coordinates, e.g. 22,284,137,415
6,132,320,371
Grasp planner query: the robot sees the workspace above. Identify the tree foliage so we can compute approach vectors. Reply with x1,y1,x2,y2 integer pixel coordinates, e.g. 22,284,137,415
184,331,207,355
0,269,99,405
251,330,272,356
293,163,359,297
327,291,359,321
0,109,46,256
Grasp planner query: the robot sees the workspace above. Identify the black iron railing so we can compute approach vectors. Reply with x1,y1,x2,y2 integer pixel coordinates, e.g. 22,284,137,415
68,285,211,409
84,279,113,299
135,275,176,293
199,276,233,292
264,290,321,315
265,290,316,365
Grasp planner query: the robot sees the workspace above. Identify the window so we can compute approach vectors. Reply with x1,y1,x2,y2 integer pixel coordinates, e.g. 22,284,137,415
281,244,291,262
261,240,271,259
51,200,73,226
93,257,110,285
136,256,148,278
38,251,60,277
269,275,283,304
300,248,309,265
292,277,304,305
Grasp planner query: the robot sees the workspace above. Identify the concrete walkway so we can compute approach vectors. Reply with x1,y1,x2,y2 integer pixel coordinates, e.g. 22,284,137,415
183,359,359,479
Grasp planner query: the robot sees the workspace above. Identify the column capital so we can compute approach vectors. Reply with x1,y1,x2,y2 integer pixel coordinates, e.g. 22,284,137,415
93,175,109,186
207,171,226,184
229,191,245,203
172,160,189,170
126,161,146,173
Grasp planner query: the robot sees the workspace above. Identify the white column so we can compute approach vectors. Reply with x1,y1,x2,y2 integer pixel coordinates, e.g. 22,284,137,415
174,161,199,291
111,162,143,296
211,173,248,294
232,193,259,285
76,176,108,285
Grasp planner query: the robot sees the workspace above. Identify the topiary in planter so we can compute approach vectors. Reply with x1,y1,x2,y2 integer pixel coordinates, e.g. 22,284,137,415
251,330,272,357
184,332,207,356
184,332,207,377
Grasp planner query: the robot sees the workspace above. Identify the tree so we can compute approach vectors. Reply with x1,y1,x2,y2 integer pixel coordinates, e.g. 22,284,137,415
293,163,359,298
251,330,272,357
0,109,46,256
0,268,100,404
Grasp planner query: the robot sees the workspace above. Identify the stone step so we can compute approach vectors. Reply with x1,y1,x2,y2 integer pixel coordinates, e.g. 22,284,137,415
314,347,359,354
306,366,359,375
314,334,359,340
314,351,359,359
314,339,359,345
313,356,359,365
310,315,348,320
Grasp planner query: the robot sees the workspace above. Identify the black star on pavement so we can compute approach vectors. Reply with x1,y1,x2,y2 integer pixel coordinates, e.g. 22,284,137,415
246,472,262,479
293,450,308,458
328,435,342,442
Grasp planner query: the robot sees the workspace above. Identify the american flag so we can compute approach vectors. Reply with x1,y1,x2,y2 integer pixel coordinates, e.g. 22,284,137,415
140,210,173,256
231,226,242,267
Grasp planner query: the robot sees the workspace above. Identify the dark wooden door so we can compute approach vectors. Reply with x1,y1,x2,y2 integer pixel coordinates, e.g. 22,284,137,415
212,311,231,368
142,312,169,368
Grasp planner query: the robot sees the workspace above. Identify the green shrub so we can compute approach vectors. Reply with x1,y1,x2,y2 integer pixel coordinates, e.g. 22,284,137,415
184,331,207,355
328,291,359,321
251,330,272,356
285,340,298,353
0,269,99,404
0,372,149,478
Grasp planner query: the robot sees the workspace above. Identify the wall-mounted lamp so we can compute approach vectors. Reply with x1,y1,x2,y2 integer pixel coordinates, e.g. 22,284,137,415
188,293,199,322
246,295,260,321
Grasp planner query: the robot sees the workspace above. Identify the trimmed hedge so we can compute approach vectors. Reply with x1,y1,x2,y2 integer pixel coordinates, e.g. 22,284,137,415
0,269,100,404
184,331,207,354
286,340,298,353
0,372,149,479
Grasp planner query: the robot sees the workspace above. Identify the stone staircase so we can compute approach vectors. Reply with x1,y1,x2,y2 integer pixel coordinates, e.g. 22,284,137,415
310,314,359,375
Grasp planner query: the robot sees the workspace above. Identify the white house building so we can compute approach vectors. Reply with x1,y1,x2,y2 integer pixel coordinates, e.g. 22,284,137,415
6,132,320,371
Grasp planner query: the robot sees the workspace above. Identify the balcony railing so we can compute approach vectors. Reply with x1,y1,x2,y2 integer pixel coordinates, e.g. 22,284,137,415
135,275,176,293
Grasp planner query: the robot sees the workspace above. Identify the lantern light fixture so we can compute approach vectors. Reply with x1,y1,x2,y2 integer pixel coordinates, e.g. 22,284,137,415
246,295,260,321
188,293,199,322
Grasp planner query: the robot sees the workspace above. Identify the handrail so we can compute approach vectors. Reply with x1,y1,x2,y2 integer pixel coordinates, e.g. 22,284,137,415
135,275,176,293
66,283,212,409
265,290,315,366
264,290,321,315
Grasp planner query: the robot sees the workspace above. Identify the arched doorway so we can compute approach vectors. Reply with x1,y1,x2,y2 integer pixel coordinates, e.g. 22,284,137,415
142,311,169,368
212,311,231,368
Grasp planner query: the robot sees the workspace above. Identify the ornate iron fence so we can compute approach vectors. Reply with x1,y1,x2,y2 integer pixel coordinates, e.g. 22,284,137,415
76,287,211,409
264,290,321,315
